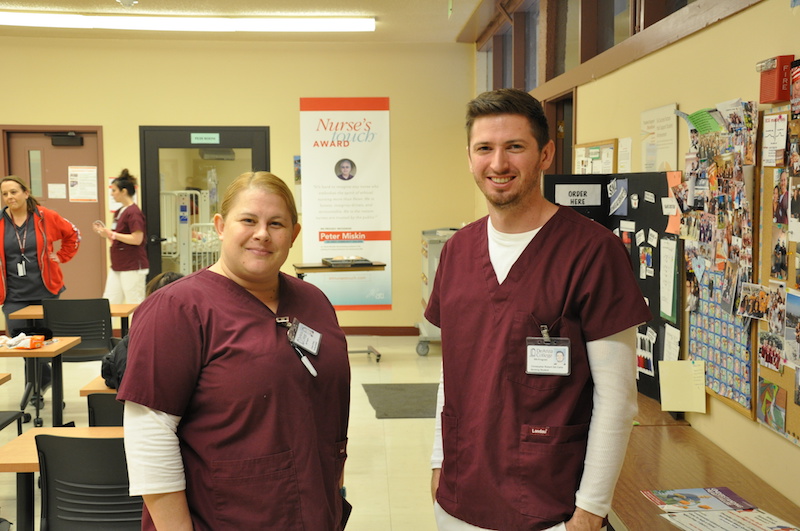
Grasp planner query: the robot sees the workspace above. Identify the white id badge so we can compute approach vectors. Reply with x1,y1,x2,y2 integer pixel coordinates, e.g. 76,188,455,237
525,337,571,376
288,318,322,356
17,261,26,277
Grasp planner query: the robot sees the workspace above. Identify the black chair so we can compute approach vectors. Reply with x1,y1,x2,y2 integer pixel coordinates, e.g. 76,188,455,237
42,299,116,362
35,435,143,531
87,393,123,427
0,410,24,436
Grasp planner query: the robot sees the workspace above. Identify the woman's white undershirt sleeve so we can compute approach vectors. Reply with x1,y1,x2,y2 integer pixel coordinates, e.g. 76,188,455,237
124,400,187,495
431,363,445,468
574,326,639,518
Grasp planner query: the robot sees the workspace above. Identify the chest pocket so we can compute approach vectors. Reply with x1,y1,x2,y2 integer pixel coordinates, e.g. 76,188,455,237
505,312,585,391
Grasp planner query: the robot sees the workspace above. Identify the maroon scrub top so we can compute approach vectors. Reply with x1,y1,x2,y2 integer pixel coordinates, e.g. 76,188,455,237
118,269,350,530
426,207,651,530
109,203,148,271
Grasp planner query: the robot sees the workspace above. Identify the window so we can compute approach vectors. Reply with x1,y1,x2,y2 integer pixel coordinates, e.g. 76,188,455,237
524,3,540,90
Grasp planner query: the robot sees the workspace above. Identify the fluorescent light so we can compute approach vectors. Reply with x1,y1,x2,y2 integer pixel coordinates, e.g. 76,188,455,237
0,12,376,33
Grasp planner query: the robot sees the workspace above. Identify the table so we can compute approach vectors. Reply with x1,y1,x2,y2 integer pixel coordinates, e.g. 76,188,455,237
0,337,81,427
79,375,116,396
0,373,10,386
9,303,138,336
292,261,387,279
609,425,800,530
292,262,387,362
0,426,123,531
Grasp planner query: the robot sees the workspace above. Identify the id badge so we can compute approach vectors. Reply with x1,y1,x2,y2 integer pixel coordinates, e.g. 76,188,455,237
17,260,26,277
287,318,321,356
525,337,571,376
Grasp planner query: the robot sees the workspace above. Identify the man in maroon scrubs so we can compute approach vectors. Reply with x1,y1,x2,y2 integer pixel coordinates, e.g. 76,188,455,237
427,89,651,531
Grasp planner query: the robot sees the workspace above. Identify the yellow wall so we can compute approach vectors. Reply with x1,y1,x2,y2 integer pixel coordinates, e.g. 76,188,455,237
0,37,477,328
576,0,800,506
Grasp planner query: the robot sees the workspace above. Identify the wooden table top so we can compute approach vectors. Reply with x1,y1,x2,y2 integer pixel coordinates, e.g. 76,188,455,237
634,392,690,427
9,303,138,321
610,425,800,530
0,373,10,386
80,375,117,396
0,336,81,358
0,427,124,473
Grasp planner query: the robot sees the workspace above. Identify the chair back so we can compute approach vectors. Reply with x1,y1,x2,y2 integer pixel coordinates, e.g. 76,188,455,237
43,299,114,362
87,393,123,427
35,435,142,531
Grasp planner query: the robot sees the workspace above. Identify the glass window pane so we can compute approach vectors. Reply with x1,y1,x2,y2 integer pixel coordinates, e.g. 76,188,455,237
666,0,694,17
502,31,512,88
597,0,631,53
476,48,492,94
554,0,579,77
525,2,540,91
158,147,252,275
28,150,42,197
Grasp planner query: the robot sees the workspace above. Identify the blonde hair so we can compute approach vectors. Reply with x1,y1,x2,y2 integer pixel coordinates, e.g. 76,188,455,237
219,172,298,225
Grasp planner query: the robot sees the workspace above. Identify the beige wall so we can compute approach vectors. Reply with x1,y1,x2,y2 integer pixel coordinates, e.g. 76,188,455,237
0,36,477,329
576,0,800,506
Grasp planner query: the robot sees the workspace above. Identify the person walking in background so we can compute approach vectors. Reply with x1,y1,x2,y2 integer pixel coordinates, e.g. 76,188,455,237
93,169,149,304
118,171,351,530
0,175,80,402
427,89,651,531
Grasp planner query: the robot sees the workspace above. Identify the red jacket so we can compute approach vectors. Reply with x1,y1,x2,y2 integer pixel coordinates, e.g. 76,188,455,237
0,206,81,304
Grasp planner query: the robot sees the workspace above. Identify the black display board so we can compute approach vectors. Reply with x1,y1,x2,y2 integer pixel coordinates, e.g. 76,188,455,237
543,172,682,403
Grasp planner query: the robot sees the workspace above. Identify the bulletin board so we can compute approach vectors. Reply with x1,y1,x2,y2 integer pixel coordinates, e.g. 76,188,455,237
543,172,682,403
573,139,618,175
756,154,800,446
677,99,758,420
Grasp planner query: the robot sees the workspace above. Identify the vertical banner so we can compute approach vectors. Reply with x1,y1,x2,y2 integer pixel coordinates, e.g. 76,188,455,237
299,97,392,310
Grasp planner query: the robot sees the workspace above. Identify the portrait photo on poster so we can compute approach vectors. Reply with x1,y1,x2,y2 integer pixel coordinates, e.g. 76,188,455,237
335,158,357,181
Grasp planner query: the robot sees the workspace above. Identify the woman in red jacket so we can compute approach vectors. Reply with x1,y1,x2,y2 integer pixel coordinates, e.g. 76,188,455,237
0,176,80,403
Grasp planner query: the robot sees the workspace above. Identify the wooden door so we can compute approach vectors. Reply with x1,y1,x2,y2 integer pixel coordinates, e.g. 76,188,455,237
6,131,105,299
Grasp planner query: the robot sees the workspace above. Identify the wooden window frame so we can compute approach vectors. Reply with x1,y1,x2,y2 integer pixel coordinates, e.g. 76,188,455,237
464,0,764,102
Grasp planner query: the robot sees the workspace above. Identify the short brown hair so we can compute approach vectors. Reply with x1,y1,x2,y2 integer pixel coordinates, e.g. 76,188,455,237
466,88,550,149
0,176,40,214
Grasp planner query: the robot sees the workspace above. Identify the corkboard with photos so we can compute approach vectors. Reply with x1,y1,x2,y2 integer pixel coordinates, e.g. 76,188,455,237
753,105,800,447
678,99,758,419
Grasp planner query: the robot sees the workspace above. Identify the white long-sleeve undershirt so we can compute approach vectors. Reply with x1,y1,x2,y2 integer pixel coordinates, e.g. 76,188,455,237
124,400,186,495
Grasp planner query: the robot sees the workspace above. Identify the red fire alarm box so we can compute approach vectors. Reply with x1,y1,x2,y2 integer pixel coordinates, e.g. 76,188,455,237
757,55,794,104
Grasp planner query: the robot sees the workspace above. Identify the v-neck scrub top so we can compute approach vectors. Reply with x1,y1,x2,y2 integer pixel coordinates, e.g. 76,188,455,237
118,269,350,530
425,207,651,530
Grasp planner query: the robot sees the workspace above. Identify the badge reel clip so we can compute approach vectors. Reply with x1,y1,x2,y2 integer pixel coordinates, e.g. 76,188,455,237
525,325,571,376
277,317,321,377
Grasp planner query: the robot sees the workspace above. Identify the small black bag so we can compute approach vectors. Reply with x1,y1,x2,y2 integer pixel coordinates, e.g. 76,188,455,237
101,336,129,389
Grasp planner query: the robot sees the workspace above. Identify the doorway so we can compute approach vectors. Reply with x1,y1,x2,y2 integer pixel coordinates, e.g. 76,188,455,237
3,126,106,299
544,91,575,175
139,126,270,279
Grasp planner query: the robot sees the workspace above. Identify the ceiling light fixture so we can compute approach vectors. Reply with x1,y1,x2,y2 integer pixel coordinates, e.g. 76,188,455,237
0,12,376,33
115,0,139,7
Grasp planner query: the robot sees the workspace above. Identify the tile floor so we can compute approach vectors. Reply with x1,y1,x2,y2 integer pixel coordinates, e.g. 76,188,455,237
0,335,441,530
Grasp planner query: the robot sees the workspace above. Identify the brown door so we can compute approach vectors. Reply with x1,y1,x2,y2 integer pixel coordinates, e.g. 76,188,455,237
5,130,105,299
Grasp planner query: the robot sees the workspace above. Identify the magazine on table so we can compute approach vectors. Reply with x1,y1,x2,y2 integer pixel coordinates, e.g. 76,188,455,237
641,487,756,512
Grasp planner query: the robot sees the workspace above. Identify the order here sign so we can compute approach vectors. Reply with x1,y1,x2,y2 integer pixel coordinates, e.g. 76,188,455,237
554,184,602,206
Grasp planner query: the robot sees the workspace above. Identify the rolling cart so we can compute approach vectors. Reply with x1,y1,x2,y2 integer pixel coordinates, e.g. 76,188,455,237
417,228,458,356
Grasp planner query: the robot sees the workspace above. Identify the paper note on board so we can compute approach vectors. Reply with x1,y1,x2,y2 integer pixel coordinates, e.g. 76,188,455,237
659,360,706,413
